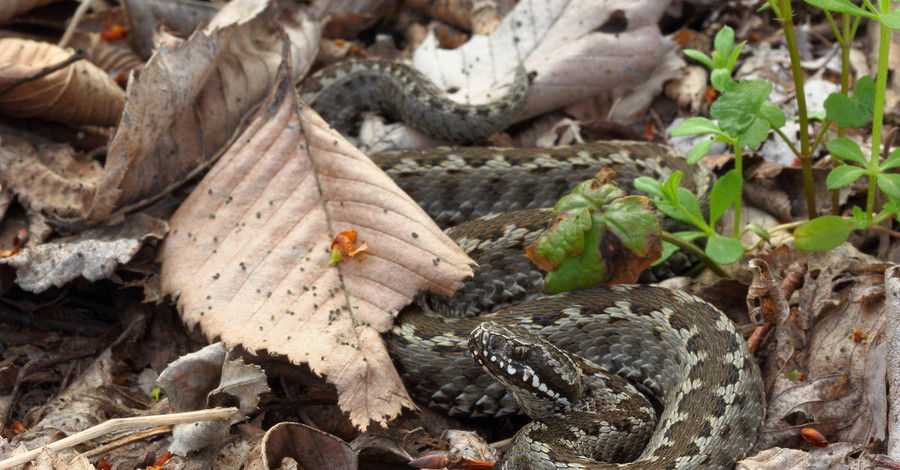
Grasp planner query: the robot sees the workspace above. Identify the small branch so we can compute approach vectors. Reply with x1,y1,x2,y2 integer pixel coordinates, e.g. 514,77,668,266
867,224,900,239
0,408,239,469
58,0,96,48
0,50,86,96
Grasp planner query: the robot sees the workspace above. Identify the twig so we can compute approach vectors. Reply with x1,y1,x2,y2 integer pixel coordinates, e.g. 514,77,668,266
867,224,900,239
0,407,239,469
58,0,96,48
0,50,86,96
81,426,172,460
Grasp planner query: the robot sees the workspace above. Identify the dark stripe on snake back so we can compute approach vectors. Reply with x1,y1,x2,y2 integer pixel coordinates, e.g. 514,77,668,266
300,59,529,140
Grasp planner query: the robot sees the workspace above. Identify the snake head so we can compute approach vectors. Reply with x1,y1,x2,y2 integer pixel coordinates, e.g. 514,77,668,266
468,320,584,418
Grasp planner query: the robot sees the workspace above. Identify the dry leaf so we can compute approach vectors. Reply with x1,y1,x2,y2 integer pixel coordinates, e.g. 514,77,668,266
159,67,474,429
0,0,64,25
405,0,515,34
245,422,357,470
82,0,318,226
737,442,870,469
754,249,887,451
412,0,678,122
0,38,125,127
0,213,167,292
67,32,143,80
158,343,269,455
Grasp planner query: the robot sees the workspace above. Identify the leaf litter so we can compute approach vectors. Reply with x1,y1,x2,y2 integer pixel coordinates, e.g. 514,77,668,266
0,0,897,469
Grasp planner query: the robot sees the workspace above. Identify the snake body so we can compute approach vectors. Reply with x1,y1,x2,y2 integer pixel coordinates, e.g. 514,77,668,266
300,59,529,140
301,60,765,468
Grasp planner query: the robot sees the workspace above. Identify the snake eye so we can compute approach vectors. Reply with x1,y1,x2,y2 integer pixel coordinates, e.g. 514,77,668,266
511,346,530,361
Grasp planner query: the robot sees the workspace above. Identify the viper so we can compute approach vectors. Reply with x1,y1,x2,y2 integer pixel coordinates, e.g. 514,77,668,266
301,59,765,469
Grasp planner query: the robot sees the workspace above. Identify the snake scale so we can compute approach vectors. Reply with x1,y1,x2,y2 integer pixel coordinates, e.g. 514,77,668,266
301,60,765,469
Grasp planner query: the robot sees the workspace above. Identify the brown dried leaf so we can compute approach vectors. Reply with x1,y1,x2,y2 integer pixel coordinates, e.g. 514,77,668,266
0,0,62,24
755,249,887,451
0,213,167,292
0,133,101,222
405,0,515,34
0,38,125,127
247,422,357,470
159,69,474,429
82,2,317,226
158,343,269,455
412,0,678,122
68,32,143,80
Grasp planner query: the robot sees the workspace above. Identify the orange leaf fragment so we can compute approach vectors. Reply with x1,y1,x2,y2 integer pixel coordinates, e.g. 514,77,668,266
100,24,128,41
96,457,112,470
800,427,828,448
329,230,368,265
9,420,26,435
852,329,869,342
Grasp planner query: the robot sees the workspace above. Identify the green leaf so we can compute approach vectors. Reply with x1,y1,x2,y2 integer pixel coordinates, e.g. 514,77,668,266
633,176,664,198
759,101,786,128
826,137,868,165
687,139,715,165
713,26,735,66
881,147,900,171
877,173,900,199
726,41,746,72
793,216,853,251
663,171,684,201
676,187,706,228
652,231,705,267
603,196,661,254
824,76,875,127
880,8,900,30
709,169,742,226
803,0,875,18
745,223,770,241
671,117,725,137
705,233,744,264
826,165,867,189
883,149,900,171
851,206,869,230
735,117,773,149
655,201,694,224
711,79,777,148
684,49,713,69
711,69,732,93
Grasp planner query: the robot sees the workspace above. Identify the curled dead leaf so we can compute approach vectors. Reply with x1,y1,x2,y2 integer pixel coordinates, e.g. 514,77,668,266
0,38,125,127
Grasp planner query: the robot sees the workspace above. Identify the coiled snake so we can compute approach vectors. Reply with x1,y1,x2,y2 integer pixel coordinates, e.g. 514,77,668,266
301,60,765,469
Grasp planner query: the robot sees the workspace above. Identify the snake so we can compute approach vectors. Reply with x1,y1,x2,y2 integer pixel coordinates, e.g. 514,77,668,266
301,60,765,469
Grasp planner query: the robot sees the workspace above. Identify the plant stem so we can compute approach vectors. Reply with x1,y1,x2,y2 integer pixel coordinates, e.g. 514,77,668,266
834,12,851,215
778,0,817,219
733,146,742,238
661,232,731,279
867,1,891,219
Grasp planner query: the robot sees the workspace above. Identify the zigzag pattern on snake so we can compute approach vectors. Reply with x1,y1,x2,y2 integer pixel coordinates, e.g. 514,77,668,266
300,59,765,469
